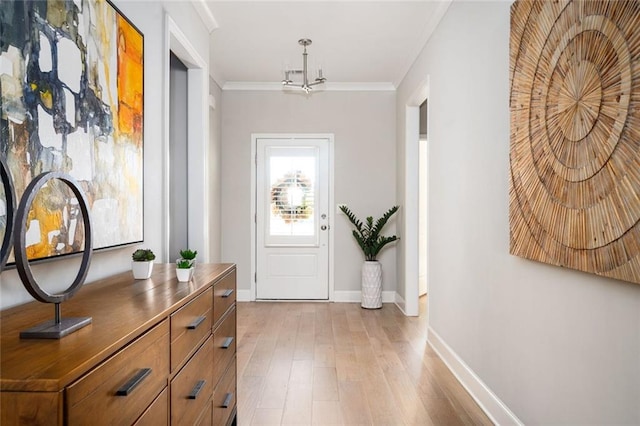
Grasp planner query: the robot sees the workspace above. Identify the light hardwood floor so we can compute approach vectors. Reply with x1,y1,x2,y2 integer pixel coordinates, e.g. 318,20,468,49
236,299,493,425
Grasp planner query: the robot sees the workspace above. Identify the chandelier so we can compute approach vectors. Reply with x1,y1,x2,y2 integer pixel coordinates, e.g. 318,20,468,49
282,39,326,93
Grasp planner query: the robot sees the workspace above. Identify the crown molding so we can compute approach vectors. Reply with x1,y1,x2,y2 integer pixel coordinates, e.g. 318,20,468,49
192,0,218,33
222,81,396,92
393,0,452,87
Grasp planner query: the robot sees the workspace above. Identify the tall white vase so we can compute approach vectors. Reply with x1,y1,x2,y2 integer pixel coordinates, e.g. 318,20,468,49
361,261,382,309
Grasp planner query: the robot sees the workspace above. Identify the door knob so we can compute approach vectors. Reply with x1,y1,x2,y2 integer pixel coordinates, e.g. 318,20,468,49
321,225,328,231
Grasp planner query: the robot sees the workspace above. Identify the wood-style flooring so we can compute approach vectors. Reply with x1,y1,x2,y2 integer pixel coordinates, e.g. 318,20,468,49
236,298,493,425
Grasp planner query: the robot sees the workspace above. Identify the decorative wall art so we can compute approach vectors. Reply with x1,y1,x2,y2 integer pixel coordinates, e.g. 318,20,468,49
0,0,143,265
509,0,640,283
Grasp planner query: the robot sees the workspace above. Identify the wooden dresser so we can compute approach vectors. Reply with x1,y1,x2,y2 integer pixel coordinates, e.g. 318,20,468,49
0,263,237,426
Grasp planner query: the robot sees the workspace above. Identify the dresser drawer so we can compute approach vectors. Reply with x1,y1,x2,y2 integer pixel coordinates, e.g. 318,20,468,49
213,358,236,426
171,335,214,425
213,306,236,385
195,400,213,426
134,387,168,425
171,288,213,372
67,320,170,425
213,270,236,326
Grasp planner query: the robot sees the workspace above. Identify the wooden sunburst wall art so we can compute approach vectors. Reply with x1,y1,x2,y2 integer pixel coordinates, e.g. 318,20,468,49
509,0,640,284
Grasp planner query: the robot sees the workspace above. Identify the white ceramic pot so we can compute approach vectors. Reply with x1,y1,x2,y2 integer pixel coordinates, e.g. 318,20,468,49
361,261,382,309
132,261,154,279
176,267,193,282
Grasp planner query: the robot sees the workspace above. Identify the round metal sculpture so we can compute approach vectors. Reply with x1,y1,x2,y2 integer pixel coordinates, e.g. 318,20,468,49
14,172,93,338
0,156,16,271
509,0,640,284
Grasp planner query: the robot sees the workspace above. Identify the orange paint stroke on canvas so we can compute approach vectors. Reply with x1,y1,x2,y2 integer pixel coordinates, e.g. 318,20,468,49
117,15,143,146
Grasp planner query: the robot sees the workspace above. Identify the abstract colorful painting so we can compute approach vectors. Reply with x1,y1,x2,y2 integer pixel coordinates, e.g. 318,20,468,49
0,0,143,263
510,0,640,284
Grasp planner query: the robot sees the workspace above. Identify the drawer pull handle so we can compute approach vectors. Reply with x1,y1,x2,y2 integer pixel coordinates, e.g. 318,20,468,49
187,316,206,330
116,368,152,396
222,392,234,408
221,289,234,298
188,379,206,400
221,337,234,349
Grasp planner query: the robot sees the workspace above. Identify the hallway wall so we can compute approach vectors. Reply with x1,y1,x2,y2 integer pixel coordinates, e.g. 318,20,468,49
209,78,223,263
220,90,396,299
396,1,640,423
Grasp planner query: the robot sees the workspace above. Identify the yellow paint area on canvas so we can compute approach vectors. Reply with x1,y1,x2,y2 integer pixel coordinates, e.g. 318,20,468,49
25,198,64,259
24,182,83,260
40,88,53,109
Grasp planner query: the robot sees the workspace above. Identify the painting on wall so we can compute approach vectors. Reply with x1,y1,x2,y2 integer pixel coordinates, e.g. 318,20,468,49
510,0,640,284
0,0,143,264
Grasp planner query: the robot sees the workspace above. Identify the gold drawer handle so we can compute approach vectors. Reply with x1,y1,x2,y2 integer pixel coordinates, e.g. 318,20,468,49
221,337,234,349
188,379,206,400
222,392,234,408
221,289,234,298
116,368,152,396
187,316,206,330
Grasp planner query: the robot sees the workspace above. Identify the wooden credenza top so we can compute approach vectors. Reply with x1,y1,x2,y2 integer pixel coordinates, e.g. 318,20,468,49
0,263,235,393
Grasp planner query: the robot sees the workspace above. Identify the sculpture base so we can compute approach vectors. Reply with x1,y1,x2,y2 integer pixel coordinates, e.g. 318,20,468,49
20,317,92,339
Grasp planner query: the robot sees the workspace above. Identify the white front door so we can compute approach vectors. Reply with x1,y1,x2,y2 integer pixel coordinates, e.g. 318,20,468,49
256,137,330,300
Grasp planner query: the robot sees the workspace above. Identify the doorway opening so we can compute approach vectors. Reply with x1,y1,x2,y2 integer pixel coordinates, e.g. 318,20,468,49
169,52,188,258
403,78,429,317
418,100,428,307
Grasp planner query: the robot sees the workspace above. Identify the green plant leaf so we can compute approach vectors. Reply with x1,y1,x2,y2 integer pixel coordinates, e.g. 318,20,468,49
179,249,198,260
132,248,155,261
176,259,192,269
340,205,399,261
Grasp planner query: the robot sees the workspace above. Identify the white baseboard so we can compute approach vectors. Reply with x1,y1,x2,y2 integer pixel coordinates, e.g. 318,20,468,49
236,289,252,302
333,290,396,303
428,327,523,426
237,289,397,304
394,292,407,314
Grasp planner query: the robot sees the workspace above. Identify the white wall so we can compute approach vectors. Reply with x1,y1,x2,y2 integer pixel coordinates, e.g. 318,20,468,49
0,1,213,309
220,90,396,297
209,78,223,262
397,1,640,424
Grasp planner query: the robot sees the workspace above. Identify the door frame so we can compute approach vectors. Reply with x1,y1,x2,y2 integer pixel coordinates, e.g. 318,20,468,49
403,77,430,317
163,14,210,262
251,133,335,302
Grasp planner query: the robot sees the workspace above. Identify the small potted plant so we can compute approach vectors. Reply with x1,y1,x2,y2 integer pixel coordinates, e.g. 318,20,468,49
339,205,399,309
131,248,156,279
179,249,198,267
176,259,193,282
175,249,197,282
